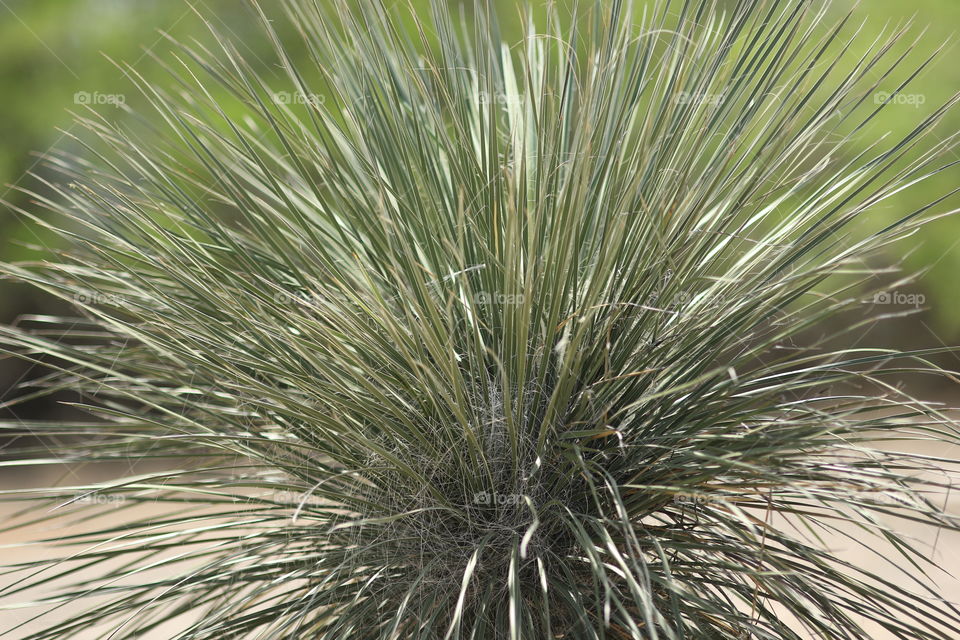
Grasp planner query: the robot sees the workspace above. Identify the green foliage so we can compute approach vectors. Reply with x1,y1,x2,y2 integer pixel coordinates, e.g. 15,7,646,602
0,0,283,263
2,1,960,638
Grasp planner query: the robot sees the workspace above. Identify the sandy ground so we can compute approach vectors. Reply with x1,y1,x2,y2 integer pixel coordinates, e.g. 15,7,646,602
0,464,208,638
2,444,960,640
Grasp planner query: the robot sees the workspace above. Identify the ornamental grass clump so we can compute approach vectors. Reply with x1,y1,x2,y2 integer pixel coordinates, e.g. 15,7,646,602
3,1,960,638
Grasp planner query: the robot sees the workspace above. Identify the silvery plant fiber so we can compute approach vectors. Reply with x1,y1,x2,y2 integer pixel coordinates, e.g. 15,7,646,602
2,1,960,638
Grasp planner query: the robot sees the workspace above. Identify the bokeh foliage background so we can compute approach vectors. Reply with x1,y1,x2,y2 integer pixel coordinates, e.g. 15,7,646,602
1,0,958,424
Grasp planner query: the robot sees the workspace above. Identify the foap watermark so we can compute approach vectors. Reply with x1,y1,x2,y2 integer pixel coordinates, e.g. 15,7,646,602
675,91,725,106
473,491,523,506
647,290,725,310
849,489,913,507
272,91,325,107
273,291,327,307
74,493,125,506
474,291,526,305
874,91,925,108
272,490,325,507
74,91,126,107
477,91,525,106
871,290,925,308
73,291,125,306
670,290,727,309
672,492,722,506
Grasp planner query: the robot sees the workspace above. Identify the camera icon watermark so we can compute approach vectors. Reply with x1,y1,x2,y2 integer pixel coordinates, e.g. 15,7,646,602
74,91,126,107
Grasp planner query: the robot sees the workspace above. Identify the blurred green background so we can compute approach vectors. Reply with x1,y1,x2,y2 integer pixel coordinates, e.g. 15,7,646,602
0,0,287,426
1,0,958,424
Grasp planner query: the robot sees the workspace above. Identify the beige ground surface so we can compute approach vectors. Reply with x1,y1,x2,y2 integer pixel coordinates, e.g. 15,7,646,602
2,443,960,639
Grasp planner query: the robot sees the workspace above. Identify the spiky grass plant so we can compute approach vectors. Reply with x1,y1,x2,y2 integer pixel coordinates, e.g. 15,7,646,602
2,0,960,638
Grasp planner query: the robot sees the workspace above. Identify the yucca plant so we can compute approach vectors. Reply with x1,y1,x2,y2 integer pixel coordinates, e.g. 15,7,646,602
2,0,960,638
